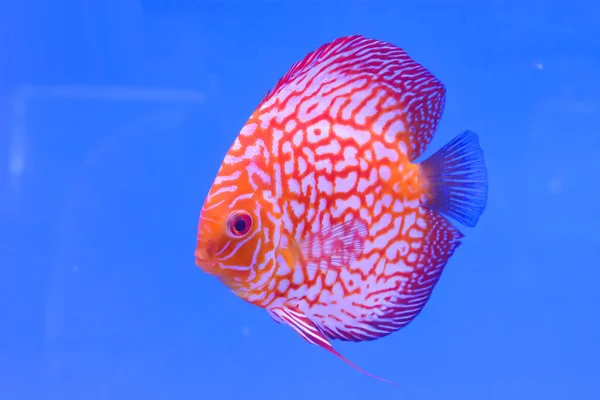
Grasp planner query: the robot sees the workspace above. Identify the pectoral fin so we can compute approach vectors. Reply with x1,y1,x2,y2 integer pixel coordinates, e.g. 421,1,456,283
278,218,369,273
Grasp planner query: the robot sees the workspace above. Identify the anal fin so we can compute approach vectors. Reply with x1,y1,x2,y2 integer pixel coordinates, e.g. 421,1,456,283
269,305,398,386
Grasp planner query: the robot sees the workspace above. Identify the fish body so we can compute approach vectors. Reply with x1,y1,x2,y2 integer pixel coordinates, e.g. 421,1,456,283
195,35,488,385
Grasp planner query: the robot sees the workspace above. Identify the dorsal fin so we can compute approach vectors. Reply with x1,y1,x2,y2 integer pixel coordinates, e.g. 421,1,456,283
258,35,356,105
258,34,446,160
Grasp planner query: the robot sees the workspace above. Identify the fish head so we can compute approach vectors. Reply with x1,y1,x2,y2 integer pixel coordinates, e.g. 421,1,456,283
194,160,273,290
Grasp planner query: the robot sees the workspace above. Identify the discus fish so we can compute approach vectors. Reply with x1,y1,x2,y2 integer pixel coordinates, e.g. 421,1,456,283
195,35,488,385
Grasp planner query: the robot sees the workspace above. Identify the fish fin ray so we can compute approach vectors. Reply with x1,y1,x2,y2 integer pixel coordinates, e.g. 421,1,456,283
420,130,489,227
297,218,368,272
257,35,445,160
269,305,398,386
267,308,284,324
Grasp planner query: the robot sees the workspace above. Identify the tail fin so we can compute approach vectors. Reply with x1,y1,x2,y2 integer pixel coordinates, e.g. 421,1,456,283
419,130,488,227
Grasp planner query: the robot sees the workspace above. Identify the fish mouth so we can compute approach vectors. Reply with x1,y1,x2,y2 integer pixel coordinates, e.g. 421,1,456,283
195,247,209,261
194,248,216,274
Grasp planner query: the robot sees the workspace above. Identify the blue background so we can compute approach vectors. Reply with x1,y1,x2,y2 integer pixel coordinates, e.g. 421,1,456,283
2,1,599,399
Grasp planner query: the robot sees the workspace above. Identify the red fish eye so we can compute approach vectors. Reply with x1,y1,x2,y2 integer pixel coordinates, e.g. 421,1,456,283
228,211,252,237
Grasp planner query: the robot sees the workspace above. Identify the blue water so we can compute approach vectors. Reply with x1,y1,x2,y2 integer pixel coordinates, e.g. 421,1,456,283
2,1,599,399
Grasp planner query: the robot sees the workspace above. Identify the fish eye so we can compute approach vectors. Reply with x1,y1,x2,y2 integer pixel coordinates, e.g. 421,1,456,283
227,210,252,237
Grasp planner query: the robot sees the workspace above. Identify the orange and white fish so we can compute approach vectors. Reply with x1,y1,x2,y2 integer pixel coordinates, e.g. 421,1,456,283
194,35,488,385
